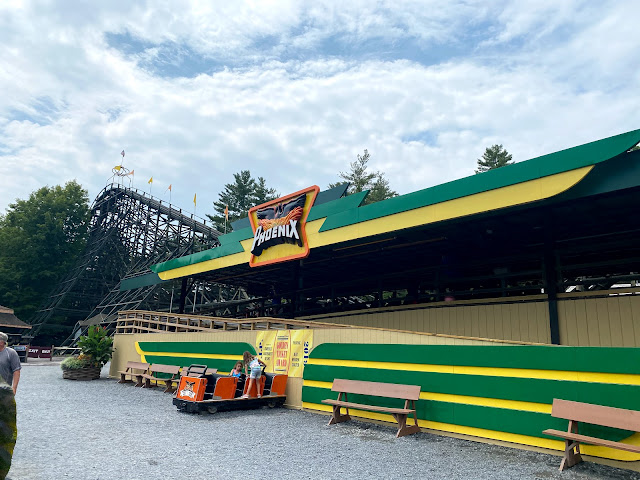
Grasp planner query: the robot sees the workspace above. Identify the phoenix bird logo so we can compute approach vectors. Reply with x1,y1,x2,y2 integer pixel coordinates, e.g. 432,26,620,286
251,194,306,256
256,194,305,231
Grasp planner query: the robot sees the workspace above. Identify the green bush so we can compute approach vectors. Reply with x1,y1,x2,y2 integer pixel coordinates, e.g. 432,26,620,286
76,326,114,367
60,356,93,371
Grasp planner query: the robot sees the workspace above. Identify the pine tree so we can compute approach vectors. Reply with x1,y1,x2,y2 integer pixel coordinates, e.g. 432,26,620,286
475,144,513,173
207,171,277,232
330,149,398,205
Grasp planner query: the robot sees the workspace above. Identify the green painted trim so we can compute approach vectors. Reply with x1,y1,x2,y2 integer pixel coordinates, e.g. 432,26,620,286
318,129,640,232
138,341,255,356
143,354,237,372
306,191,368,222
302,386,631,442
119,272,164,291
150,242,245,274
218,227,254,245
303,364,640,410
308,344,640,375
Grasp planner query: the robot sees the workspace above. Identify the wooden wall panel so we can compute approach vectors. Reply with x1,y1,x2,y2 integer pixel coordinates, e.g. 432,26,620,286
557,294,640,347
299,300,550,344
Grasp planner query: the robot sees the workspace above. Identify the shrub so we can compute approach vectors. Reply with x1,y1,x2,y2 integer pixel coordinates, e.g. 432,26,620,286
60,356,93,371
76,326,114,367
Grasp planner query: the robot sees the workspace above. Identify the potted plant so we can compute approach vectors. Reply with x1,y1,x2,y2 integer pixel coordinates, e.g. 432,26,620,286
61,326,114,380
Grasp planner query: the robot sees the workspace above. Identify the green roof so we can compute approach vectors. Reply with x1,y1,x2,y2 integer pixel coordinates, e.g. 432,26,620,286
151,128,640,275
319,128,640,232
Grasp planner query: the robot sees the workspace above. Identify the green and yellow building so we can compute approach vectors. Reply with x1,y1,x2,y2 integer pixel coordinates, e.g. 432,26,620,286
113,128,640,468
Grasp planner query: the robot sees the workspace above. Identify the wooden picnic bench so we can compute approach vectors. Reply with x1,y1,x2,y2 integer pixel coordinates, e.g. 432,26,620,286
140,364,181,393
321,379,422,438
117,361,150,387
543,399,640,471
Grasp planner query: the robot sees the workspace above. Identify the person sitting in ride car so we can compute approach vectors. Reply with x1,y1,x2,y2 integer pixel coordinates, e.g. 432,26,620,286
230,361,243,378
242,351,266,398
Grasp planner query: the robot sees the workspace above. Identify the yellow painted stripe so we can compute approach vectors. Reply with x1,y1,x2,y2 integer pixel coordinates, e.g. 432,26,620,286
309,167,592,246
302,401,640,461
302,380,550,414
306,358,640,385
420,392,551,414
157,167,592,279
134,342,146,362
304,380,333,389
158,250,250,280
136,349,241,361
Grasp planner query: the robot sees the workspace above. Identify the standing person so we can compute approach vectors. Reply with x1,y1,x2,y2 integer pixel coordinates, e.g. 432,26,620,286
241,351,265,398
0,332,21,395
0,375,17,479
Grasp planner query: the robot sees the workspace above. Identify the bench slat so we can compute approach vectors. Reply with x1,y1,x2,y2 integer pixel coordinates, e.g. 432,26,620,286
148,364,180,375
551,399,640,432
543,429,640,454
331,379,420,400
322,399,414,415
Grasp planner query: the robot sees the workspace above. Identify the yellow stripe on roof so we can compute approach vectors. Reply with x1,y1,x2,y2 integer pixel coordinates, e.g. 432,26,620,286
157,167,592,280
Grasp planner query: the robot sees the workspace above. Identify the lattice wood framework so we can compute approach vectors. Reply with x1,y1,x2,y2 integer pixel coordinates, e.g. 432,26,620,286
28,184,222,342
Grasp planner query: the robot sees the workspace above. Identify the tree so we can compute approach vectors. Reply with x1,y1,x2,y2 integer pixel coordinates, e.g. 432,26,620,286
475,144,514,173
0,181,90,321
330,149,398,205
207,170,277,232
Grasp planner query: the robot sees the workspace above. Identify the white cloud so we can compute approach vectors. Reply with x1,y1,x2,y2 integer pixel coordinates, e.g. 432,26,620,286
0,0,639,218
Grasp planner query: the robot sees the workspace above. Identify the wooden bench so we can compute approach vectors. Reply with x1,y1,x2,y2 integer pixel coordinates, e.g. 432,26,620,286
117,361,150,387
321,379,422,438
140,364,181,393
543,399,640,471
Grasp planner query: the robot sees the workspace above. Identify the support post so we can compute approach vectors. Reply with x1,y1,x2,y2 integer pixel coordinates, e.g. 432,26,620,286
178,278,187,314
543,248,560,345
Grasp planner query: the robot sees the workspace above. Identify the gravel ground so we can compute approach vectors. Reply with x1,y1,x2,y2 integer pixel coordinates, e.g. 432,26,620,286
7,361,640,480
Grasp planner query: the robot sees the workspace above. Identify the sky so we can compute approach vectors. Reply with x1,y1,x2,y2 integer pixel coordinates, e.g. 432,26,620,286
1,1,639,220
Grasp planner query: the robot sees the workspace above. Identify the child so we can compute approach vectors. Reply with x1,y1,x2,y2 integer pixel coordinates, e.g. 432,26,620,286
242,351,266,398
230,361,243,378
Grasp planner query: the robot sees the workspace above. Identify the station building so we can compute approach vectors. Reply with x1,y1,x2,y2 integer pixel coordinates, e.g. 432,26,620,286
112,128,640,468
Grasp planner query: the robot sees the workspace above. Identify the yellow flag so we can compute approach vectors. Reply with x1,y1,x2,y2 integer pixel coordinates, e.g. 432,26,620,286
193,193,197,206
148,177,153,184
114,165,121,171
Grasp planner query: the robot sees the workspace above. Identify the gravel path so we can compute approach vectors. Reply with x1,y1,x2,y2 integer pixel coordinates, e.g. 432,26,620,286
7,362,640,480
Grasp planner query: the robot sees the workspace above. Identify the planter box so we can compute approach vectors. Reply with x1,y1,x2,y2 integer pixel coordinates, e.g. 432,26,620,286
62,367,101,381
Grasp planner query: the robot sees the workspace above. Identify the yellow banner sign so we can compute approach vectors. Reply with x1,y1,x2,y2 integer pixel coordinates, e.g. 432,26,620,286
289,329,313,378
256,330,313,377
274,331,291,374
256,331,276,372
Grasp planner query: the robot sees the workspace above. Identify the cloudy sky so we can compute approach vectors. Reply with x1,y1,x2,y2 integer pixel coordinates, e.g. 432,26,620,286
1,1,639,219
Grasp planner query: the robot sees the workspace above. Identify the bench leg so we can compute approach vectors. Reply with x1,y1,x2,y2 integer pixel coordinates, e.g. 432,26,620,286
142,378,152,389
134,375,144,387
328,405,351,425
559,440,582,471
393,413,421,438
163,380,175,394
118,373,131,384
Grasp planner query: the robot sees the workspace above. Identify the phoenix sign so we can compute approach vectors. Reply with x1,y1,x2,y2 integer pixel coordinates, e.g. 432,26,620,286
248,186,319,267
